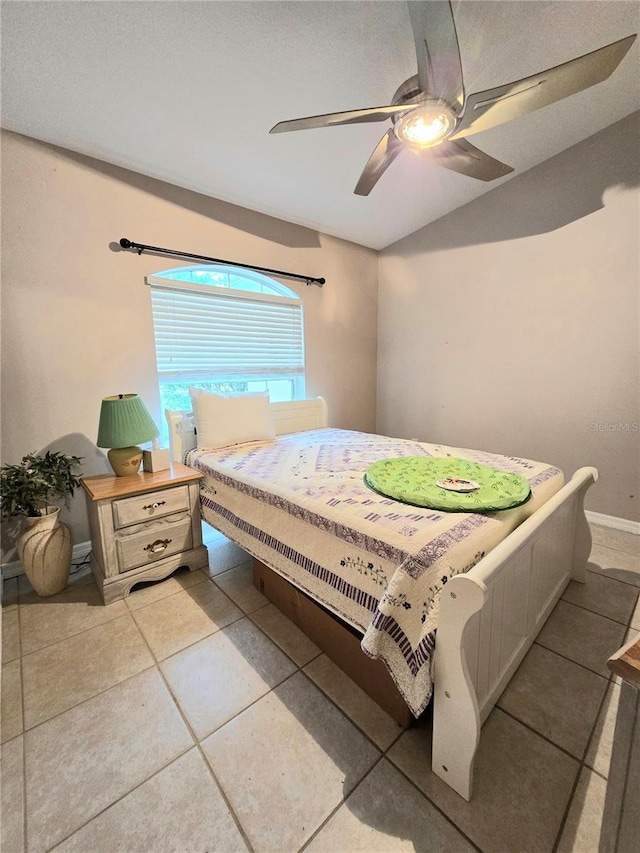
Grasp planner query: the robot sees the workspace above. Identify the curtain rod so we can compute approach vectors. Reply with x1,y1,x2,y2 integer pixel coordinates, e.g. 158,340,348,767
118,238,325,287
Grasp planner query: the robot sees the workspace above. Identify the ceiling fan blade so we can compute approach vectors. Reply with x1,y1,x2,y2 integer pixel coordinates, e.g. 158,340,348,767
451,33,637,140
429,138,514,181
354,129,404,196
270,104,416,134
407,0,465,110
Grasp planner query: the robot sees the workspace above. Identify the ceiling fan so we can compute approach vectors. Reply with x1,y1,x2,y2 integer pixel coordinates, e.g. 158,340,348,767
270,1,636,195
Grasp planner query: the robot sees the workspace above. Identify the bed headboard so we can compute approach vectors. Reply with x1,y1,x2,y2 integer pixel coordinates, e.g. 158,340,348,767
165,396,328,463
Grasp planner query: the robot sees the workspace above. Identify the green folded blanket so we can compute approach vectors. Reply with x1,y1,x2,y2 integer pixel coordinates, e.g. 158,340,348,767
364,456,531,512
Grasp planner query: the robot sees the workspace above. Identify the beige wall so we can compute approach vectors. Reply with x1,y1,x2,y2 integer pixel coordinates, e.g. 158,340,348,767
377,113,640,522
0,131,378,552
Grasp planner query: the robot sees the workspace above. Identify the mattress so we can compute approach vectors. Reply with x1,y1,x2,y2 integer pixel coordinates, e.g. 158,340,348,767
187,428,563,716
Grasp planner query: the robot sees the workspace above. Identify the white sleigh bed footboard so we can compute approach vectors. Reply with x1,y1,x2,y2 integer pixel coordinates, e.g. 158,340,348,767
432,466,598,800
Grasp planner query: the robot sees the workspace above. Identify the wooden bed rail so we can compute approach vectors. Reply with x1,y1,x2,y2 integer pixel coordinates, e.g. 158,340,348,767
432,467,598,800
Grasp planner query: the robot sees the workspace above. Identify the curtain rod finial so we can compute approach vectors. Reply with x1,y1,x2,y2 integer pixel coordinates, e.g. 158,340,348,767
119,238,133,249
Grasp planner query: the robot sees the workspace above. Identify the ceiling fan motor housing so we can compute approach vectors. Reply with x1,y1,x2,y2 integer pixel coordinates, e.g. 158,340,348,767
391,77,459,148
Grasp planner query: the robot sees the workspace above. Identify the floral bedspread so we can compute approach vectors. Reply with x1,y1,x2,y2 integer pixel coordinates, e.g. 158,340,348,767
187,428,563,716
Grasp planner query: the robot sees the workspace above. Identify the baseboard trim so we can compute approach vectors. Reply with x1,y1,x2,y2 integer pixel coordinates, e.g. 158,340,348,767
585,511,640,536
1,541,92,579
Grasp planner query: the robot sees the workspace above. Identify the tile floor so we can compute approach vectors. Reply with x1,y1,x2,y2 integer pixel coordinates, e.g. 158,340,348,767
1,523,638,853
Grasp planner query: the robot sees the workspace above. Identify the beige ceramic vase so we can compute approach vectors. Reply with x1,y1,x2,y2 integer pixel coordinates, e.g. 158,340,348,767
17,507,72,596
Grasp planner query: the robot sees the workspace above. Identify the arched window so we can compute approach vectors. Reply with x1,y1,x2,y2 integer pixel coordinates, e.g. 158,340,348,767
147,266,305,435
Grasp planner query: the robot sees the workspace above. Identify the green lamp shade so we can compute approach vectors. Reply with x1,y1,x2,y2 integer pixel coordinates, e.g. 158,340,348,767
97,394,159,449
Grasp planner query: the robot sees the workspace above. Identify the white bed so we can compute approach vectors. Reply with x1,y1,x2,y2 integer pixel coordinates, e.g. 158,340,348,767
167,397,597,801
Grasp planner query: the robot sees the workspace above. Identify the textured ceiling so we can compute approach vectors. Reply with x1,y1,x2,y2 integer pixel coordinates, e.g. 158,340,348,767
2,1,639,249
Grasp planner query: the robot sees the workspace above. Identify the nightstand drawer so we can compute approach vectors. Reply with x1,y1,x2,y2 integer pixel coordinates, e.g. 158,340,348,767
112,485,189,529
116,513,193,573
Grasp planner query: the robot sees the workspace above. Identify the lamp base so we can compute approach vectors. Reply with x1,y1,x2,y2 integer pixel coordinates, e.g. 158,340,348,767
108,446,143,477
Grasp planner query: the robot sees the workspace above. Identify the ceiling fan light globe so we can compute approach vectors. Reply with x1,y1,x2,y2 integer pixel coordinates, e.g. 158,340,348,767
394,103,457,148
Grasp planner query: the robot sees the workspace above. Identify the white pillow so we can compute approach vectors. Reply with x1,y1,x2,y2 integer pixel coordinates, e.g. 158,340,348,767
189,389,275,450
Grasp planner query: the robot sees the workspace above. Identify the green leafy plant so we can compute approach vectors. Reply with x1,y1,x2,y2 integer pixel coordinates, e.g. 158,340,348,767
0,451,83,519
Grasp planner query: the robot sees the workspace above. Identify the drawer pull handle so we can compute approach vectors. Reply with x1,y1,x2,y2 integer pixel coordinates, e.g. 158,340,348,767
144,538,172,554
143,500,167,511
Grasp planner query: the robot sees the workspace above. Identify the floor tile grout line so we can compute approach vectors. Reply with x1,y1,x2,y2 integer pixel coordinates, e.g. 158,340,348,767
585,564,640,589
209,584,271,619
588,566,640,591
496,705,593,767
17,602,28,852
18,602,128,658
18,660,158,737
202,556,254,581
297,668,388,755
585,563,640,586
581,680,618,779
529,637,613,684
125,568,212,609
555,595,635,629
294,721,481,853
242,599,270,618
550,649,619,853
1,608,20,665
246,613,322,669
590,537,640,562
561,595,639,629
532,639,617,682
131,602,387,764
124,568,214,614
196,743,255,853
41,744,196,852
12,632,390,850
550,759,584,853
129,587,250,664
495,639,618,776
383,750,484,853
130,576,303,671
611,695,639,853
296,753,389,853
302,648,324,667
509,639,615,743
149,647,393,851
18,608,145,666
172,666,302,748
384,719,411,755
127,608,257,853
17,608,163,732
209,558,254,580
165,573,403,836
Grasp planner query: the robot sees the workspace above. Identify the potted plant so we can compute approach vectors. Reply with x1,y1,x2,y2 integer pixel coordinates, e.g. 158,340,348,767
1,451,83,596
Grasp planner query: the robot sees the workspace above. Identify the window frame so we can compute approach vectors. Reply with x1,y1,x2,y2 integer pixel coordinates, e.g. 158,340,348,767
147,265,306,409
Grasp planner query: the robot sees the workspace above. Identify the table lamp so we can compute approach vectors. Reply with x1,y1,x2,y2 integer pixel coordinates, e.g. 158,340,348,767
97,394,160,476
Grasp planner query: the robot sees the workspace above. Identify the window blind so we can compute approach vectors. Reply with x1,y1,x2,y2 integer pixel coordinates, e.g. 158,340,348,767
149,283,305,384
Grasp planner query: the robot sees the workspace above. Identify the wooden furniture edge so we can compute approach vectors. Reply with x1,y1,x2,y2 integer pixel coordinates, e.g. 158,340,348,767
608,632,640,689
81,463,203,501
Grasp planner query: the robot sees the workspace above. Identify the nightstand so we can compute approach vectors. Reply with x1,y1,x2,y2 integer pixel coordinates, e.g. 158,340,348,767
81,463,209,604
